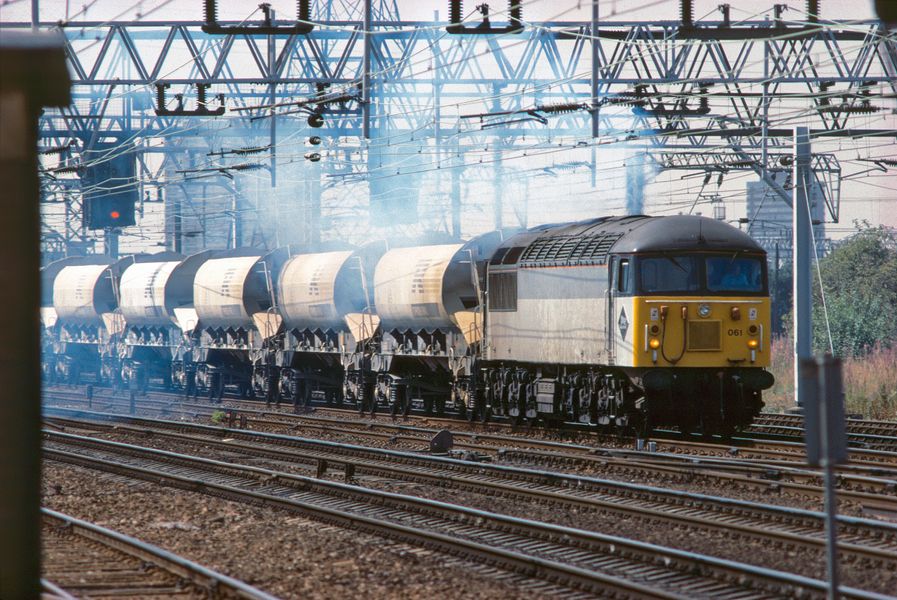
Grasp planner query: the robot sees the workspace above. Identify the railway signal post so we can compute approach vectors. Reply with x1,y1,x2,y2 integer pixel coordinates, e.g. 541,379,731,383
793,126,813,410
802,354,849,600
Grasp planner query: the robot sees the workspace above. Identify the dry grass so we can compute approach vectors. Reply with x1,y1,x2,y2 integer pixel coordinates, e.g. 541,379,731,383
764,336,897,420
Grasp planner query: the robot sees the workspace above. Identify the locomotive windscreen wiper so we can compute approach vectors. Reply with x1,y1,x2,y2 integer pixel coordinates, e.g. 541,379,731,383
661,252,688,272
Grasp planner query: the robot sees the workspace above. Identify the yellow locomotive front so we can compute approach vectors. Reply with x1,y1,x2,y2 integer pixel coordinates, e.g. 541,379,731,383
612,251,775,434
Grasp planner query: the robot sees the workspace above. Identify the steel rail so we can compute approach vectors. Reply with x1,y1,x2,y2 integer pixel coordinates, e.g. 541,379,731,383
41,508,276,599
753,413,897,438
42,431,892,600
43,412,897,566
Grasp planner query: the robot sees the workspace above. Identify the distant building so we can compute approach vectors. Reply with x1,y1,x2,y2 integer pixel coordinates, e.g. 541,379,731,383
745,172,827,258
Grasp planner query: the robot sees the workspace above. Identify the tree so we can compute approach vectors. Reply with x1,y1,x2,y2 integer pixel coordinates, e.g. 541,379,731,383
811,223,897,356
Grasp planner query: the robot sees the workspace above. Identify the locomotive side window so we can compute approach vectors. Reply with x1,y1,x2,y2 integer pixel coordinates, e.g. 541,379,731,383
639,256,700,293
706,256,764,293
616,259,632,294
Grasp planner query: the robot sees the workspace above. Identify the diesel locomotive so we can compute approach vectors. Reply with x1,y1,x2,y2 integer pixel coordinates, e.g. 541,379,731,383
40,214,774,435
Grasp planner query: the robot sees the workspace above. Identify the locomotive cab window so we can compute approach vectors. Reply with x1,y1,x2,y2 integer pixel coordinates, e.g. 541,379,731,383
639,255,700,293
706,256,764,293
637,254,767,295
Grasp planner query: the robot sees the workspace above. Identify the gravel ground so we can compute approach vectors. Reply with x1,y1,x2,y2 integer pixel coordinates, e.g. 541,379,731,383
42,463,562,600
49,425,897,595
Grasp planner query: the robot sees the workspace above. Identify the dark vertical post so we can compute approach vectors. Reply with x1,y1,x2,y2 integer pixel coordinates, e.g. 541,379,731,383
104,228,119,258
804,354,847,600
819,354,846,600
0,31,70,600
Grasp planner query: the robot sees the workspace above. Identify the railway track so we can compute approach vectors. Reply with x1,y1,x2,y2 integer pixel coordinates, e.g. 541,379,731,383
44,410,897,568
42,429,892,600
753,413,897,438
44,387,897,473
50,383,896,439
41,508,274,599
48,384,897,451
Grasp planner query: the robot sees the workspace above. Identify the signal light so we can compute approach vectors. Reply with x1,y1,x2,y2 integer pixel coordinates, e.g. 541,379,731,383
85,196,136,229
309,136,322,145
308,113,324,128
305,152,321,162
649,338,661,349
747,339,759,349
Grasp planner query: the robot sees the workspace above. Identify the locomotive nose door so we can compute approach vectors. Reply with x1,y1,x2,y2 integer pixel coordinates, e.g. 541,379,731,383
605,257,616,363
607,256,633,366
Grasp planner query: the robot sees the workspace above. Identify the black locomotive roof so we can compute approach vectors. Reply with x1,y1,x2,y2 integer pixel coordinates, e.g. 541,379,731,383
490,215,764,268
612,215,765,254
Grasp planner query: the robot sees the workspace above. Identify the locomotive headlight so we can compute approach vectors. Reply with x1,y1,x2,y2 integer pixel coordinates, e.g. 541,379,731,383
649,338,661,349
697,303,712,318
747,339,759,349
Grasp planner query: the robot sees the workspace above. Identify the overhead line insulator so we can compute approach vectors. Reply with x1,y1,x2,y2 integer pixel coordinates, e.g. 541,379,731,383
446,0,524,35
680,0,694,28
201,0,314,35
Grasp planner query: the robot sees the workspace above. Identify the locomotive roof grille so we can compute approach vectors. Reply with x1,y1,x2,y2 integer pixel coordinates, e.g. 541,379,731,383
519,232,623,267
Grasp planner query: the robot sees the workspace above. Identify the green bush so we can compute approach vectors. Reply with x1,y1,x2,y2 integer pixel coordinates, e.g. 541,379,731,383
812,224,897,356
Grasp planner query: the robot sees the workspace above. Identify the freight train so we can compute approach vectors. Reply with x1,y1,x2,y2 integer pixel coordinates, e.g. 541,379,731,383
40,215,774,436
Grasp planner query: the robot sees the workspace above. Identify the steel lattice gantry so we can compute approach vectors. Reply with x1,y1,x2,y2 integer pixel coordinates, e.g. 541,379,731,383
10,11,896,252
